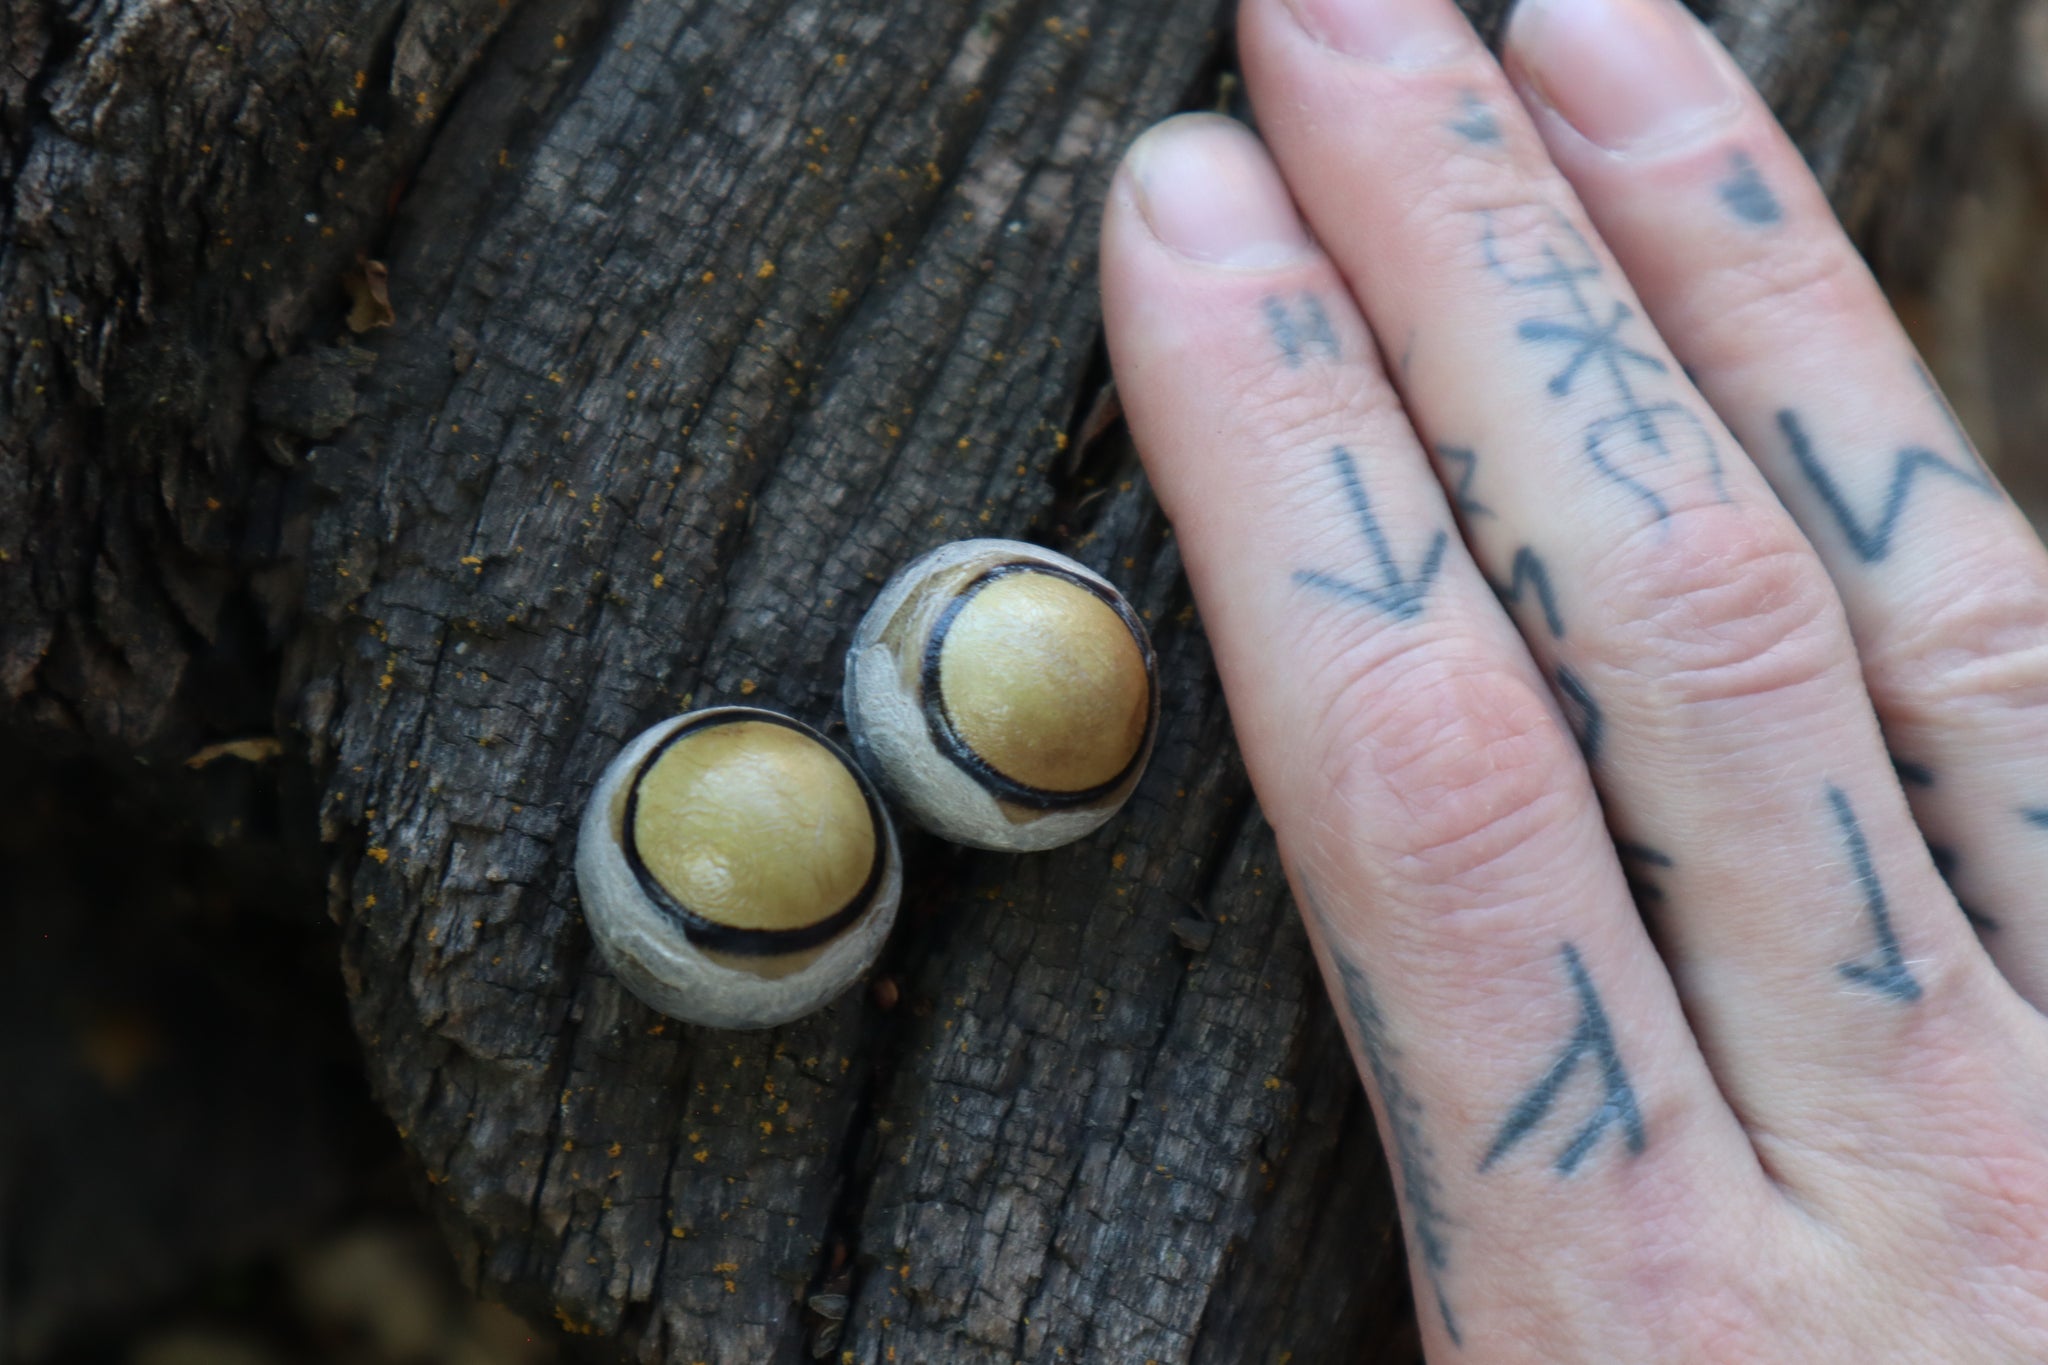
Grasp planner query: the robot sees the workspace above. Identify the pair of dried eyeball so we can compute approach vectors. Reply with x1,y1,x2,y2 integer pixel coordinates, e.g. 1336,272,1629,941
575,540,1159,1029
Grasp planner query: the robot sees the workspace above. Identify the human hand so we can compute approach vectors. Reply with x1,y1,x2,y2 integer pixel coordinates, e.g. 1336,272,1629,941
1098,0,2048,1357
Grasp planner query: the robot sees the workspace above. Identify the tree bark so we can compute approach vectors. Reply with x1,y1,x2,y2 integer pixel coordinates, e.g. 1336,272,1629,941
0,0,2019,1360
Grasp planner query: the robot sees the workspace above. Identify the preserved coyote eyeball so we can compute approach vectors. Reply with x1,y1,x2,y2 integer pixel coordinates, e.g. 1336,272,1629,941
574,707,900,1028
843,539,1159,851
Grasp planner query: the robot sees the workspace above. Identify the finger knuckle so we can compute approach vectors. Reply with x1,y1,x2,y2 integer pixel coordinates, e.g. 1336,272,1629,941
1306,639,1582,902
1372,149,1583,277
1863,555,2048,722
1949,1135,2048,1276
1588,503,1848,712
1230,359,1411,469
1684,234,1872,375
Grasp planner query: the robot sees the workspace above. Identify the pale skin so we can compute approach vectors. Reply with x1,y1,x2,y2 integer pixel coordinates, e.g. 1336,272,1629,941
1097,0,2048,1358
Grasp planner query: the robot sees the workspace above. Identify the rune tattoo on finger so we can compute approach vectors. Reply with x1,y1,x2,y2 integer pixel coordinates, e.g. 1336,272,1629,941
1481,210,1725,520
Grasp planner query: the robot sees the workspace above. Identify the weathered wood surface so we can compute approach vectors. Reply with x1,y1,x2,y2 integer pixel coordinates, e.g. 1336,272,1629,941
0,0,2018,1360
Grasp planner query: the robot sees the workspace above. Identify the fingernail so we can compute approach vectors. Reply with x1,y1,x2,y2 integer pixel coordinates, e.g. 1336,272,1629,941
1125,116,1316,269
1283,0,1473,66
1507,0,1741,153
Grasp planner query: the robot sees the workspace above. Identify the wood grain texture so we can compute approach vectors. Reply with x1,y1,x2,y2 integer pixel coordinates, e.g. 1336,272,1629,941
0,0,2019,1359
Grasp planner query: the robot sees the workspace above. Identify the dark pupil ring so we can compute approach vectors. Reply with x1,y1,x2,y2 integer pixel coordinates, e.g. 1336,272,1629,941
619,710,885,957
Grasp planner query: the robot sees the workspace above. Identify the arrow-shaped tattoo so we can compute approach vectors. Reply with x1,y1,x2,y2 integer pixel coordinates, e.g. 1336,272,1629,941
1829,785,1922,1003
1481,943,1646,1177
1296,447,1449,622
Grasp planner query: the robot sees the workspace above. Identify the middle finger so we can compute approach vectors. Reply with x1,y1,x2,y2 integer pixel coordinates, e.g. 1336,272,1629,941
1237,0,2004,1161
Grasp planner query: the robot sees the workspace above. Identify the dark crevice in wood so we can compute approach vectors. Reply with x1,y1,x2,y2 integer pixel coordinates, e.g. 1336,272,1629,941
5,0,79,186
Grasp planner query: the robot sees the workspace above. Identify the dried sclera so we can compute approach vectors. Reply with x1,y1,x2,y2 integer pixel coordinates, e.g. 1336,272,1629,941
843,539,1158,851
574,707,900,1028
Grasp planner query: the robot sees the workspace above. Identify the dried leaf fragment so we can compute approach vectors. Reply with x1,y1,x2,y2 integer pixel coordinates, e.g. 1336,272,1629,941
344,259,394,332
184,737,284,768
